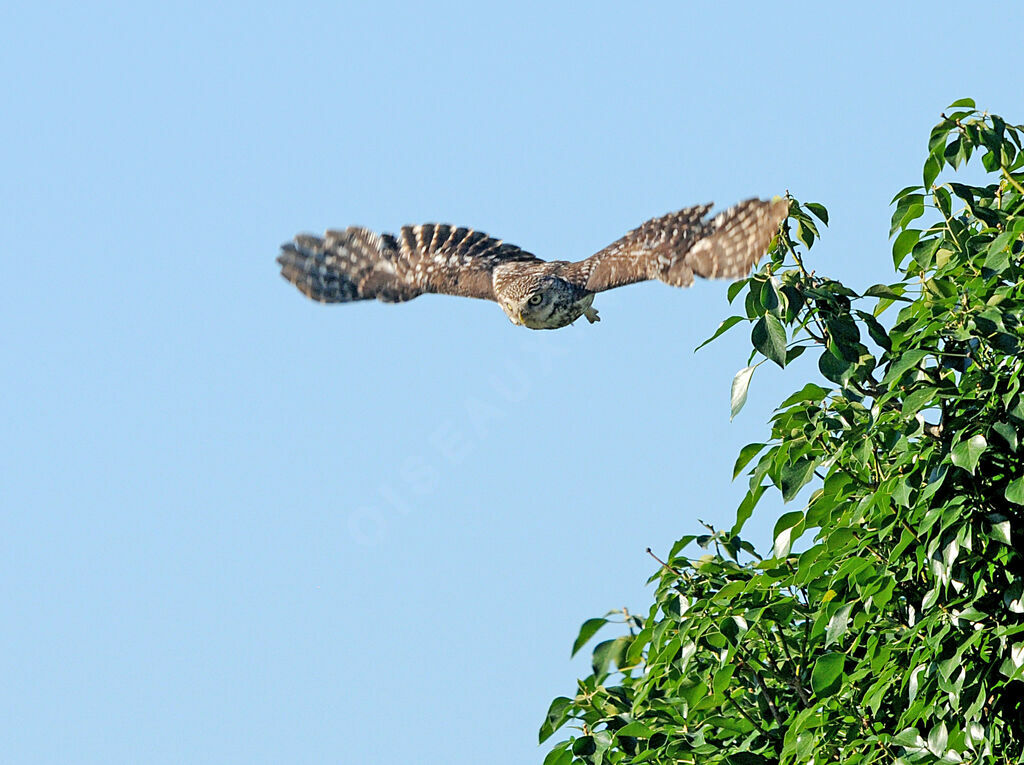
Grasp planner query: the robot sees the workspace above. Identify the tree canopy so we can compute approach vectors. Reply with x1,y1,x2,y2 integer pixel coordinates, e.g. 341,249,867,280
542,102,1024,764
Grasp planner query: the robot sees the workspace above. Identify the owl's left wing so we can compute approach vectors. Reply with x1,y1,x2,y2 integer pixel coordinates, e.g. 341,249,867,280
277,223,542,304
561,198,789,293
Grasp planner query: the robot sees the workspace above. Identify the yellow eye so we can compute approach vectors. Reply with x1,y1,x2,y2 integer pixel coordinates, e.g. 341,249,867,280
528,294,543,306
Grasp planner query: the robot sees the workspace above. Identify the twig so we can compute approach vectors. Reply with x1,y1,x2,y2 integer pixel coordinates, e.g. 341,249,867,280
748,661,784,726
734,648,784,726
646,547,681,576
1002,166,1024,196
724,689,771,737
776,633,811,706
622,606,637,636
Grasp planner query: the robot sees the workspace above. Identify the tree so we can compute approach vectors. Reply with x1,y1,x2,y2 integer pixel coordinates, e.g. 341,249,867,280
541,102,1024,764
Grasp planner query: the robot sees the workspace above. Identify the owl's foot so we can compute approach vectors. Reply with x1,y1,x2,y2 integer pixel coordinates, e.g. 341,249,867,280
583,306,600,323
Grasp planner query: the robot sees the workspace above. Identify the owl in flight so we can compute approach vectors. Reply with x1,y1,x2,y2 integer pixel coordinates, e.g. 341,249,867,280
277,198,788,330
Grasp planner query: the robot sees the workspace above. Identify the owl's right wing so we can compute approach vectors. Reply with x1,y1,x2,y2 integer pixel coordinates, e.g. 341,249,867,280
561,198,789,293
277,224,541,304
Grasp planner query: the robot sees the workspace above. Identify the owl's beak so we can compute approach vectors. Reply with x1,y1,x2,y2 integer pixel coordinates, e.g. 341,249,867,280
517,310,525,325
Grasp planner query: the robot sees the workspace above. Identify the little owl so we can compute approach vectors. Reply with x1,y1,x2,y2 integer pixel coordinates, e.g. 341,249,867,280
277,198,788,330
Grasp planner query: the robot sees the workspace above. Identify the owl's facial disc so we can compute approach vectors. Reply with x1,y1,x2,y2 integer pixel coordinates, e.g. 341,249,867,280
500,276,579,329
518,290,553,327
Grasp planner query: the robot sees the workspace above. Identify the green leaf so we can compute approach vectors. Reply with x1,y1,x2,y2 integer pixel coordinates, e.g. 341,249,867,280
991,518,1012,545
781,457,818,502
911,238,941,270
720,614,748,645
733,443,767,479
890,185,923,204
796,221,816,248
786,345,806,364
882,349,928,384
984,250,1011,275
811,653,845,696
992,421,1019,451
947,97,976,109
696,315,745,351
571,618,608,657
759,278,781,314
944,136,964,167
983,231,1015,273
713,664,736,695
890,195,925,236
751,313,787,368
724,754,770,765
590,636,631,677
805,202,829,225
892,229,921,268
929,122,952,154
855,310,892,352
923,152,943,188
818,349,852,385
966,721,986,748
949,181,976,203
732,483,766,535
864,283,911,302
744,283,765,319
780,382,830,407
901,386,936,416
826,603,854,647
730,366,755,420
571,736,596,756
539,697,573,743
1006,477,1024,505
542,746,572,765
920,464,948,502
773,510,804,558
927,722,948,757
679,678,709,712
615,721,655,738
727,279,747,304
893,728,926,748
950,435,987,475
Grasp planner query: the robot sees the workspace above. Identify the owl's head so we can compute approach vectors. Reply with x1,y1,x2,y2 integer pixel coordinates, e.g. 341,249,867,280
499,275,581,330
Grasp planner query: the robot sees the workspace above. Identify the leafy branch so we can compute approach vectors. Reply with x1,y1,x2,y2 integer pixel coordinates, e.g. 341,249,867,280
542,102,1024,765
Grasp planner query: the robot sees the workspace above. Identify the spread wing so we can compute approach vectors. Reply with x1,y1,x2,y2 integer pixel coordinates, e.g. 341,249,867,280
561,198,789,293
277,224,541,304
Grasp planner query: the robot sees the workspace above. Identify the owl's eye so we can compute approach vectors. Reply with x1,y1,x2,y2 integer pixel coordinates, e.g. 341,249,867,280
528,293,543,306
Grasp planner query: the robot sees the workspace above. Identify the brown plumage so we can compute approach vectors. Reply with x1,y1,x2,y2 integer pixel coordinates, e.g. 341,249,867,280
277,197,788,330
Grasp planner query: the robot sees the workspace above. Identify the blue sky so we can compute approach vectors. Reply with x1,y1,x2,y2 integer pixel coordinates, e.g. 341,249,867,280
4,2,1023,763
